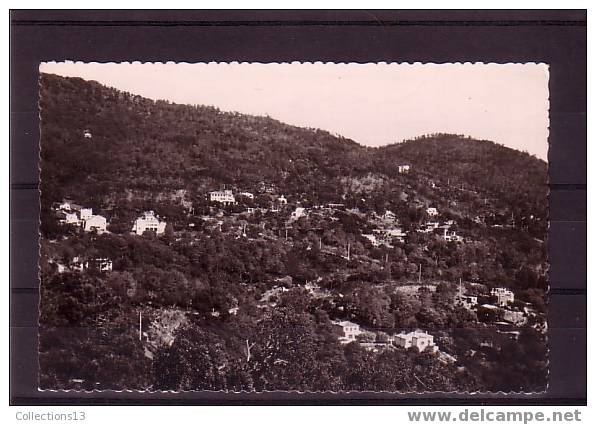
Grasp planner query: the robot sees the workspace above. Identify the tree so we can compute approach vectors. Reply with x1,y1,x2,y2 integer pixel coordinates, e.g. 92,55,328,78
248,308,329,391
153,324,234,391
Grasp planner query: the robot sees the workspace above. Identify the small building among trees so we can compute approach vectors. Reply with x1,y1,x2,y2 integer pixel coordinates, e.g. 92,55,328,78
132,211,166,235
394,330,438,353
333,320,362,343
83,215,107,233
209,189,236,205
397,164,411,174
491,287,515,307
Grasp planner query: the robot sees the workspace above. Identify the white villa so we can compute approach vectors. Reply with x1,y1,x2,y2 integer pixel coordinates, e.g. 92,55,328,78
239,192,254,199
63,212,80,225
83,215,107,233
57,200,75,211
132,211,166,235
333,320,362,343
86,258,113,272
421,221,440,233
491,287,515,307
80,208,93,220
209,190,236,205
277,194,288,204
55,199,85,213
56,201,103,231
385,227,406,242
394,330,438,353
455,293,478,310
397,164,411,174
290,207,306,220
443,228,463,243
426,207,439,217
454,280,478,310
71,256,86,272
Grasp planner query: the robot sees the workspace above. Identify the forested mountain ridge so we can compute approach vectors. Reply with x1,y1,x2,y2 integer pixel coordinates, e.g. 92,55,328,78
40,73,364,207
375,135,547,220
40,73,547,230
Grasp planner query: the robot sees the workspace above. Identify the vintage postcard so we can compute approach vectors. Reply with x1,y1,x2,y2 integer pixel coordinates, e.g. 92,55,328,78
38,62,549,393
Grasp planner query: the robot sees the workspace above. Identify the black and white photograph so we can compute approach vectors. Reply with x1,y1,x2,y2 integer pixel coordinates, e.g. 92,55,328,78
37,61,550,393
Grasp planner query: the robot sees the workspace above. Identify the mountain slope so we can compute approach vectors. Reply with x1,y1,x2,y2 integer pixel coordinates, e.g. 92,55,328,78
39,73,365,205
376,134,547,211
38,73,549,393
39,73,547,235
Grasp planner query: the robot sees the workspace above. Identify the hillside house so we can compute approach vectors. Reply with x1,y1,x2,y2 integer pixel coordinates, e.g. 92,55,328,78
57,199,87,213
442,228,463,243
57,199,74,211
83,215,107,233
394,330,438,353
71,256,86,272
417,222,435,234
304,281,319,294
62,212,80,225
491,287,515,307
383,210,397,221
277,194,288,204
455,293,478,310
397,164,411,174
86,258,113,272
132,211,166,235
333,320,362,344
426,207,439,217
426,221,440,230
385,227,406,242
80,208,93,221
290,207,306,220
239,192,254,199
83,129,92,139
209,190,236,205
362,234,381,247
256,181,277,194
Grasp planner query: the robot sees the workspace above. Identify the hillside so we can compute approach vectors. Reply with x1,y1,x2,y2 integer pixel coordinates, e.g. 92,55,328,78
39,73,365,208
39,73,547,235
38,73,549,392
376,134,547,219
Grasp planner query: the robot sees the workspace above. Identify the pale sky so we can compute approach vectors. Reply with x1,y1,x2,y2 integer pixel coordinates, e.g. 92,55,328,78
40,61,549,160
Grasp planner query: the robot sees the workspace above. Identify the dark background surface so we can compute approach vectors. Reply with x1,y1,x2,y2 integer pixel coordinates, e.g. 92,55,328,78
9,9,587,405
